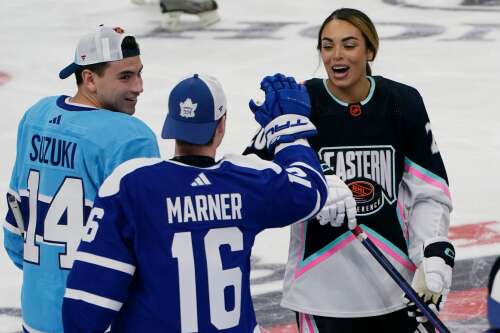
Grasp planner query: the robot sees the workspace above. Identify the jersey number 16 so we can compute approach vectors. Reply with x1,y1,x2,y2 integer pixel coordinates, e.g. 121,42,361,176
172,227,243,332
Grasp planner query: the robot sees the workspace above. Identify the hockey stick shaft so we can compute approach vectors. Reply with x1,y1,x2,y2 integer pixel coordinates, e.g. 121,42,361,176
351,226,450,333
7,193,25,238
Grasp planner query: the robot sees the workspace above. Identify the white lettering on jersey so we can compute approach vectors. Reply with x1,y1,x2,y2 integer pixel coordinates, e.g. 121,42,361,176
425,122,440,154
286,167,312,188
166,193,243,224
319,145,396,216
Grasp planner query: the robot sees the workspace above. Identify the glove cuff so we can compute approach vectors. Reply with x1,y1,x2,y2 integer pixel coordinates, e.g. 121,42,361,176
274,139,310,154
423,237,455,268
263,114,316,151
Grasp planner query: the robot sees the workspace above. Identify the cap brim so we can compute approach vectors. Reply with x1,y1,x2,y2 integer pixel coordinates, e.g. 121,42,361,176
59,63,81,79
161,115,218,145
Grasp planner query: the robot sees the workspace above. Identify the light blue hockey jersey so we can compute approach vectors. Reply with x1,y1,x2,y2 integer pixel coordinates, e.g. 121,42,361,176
3,95,160,333
62,144,327,333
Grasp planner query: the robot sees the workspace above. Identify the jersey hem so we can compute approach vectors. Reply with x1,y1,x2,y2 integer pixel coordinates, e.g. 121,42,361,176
280,300,407,318
23,321,62,333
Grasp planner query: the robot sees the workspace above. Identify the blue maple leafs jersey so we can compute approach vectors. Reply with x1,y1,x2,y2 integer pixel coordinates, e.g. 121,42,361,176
62,144,327,333
487,257,500,331
3,96,160,333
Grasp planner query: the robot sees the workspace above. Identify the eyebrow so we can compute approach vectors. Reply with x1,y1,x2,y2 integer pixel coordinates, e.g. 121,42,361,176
117,65,143,76
322,36,360,43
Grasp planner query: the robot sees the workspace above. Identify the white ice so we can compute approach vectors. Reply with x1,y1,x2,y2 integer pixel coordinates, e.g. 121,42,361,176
0,0,499,331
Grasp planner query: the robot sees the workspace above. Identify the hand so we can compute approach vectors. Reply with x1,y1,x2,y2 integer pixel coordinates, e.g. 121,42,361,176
248,73,316,152
249,73,311,128
316,174,357,230
405,237,455,323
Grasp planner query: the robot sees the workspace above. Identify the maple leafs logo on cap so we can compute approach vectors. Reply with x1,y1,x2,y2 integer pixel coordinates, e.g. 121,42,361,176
180,98,197,118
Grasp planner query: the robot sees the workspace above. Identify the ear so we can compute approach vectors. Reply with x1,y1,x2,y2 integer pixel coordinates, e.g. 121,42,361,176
367,49,375,62
81,69,97,93
215,115,226,143
217,115,226,135
211,115,226,149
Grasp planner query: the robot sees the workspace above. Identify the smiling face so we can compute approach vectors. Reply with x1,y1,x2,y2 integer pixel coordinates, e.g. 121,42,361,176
92,56,144,115
319,19,375,100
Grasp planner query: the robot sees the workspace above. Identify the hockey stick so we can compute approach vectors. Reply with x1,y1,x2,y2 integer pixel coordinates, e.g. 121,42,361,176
7,193,25,238
351,226,450,333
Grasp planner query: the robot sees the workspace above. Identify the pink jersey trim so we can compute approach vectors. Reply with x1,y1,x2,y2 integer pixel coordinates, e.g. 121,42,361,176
299,313,317,333
304,313,316,333
396,199,409,243
404,162,451,200
294,227,355,279
368,234,416,272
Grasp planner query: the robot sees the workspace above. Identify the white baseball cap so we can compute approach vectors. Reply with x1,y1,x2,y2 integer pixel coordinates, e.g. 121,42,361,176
59,25,140,79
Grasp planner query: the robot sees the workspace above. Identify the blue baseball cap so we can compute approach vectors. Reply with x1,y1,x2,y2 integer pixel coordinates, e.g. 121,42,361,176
162,74,227,145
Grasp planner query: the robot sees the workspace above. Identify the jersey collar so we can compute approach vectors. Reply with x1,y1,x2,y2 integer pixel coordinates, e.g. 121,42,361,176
56,95,98,111
322,76,376,107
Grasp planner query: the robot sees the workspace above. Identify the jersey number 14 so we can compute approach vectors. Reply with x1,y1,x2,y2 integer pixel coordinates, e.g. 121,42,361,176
24,169,85,269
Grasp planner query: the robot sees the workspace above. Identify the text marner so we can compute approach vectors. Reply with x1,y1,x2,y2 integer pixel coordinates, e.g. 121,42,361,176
166,193,243,224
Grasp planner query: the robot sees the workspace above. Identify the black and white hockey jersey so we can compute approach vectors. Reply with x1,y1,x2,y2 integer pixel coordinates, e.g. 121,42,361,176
244,76,452,317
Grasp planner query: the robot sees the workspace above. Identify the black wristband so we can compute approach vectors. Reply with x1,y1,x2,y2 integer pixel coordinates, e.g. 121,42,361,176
424,241,455,268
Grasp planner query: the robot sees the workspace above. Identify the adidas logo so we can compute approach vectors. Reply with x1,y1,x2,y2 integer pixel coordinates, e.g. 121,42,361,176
49,115,62,125
191,172,211,187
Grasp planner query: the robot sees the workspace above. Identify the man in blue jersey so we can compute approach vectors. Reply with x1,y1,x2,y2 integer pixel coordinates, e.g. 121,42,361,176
487,257,500,333
62,73,328,332
3,25,159,333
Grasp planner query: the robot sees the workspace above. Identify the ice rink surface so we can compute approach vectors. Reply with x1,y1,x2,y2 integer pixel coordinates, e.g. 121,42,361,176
0,0,499,332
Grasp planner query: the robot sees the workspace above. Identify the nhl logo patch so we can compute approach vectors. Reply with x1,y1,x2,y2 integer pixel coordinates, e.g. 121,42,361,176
349,180,375,203
348,103,362,117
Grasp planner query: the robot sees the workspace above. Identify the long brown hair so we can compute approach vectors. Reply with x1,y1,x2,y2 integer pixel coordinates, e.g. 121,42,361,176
317,8,379,75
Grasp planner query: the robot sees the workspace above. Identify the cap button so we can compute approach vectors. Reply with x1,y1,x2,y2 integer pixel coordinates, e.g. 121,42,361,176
193,73,199,78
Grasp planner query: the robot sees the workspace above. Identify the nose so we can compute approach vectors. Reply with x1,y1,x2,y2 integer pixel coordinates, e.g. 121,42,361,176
132,76,144,95
332,46,343,60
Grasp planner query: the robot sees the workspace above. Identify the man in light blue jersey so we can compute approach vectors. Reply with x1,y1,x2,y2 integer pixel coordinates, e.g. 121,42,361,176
62,73,328,332
4,25,160,333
